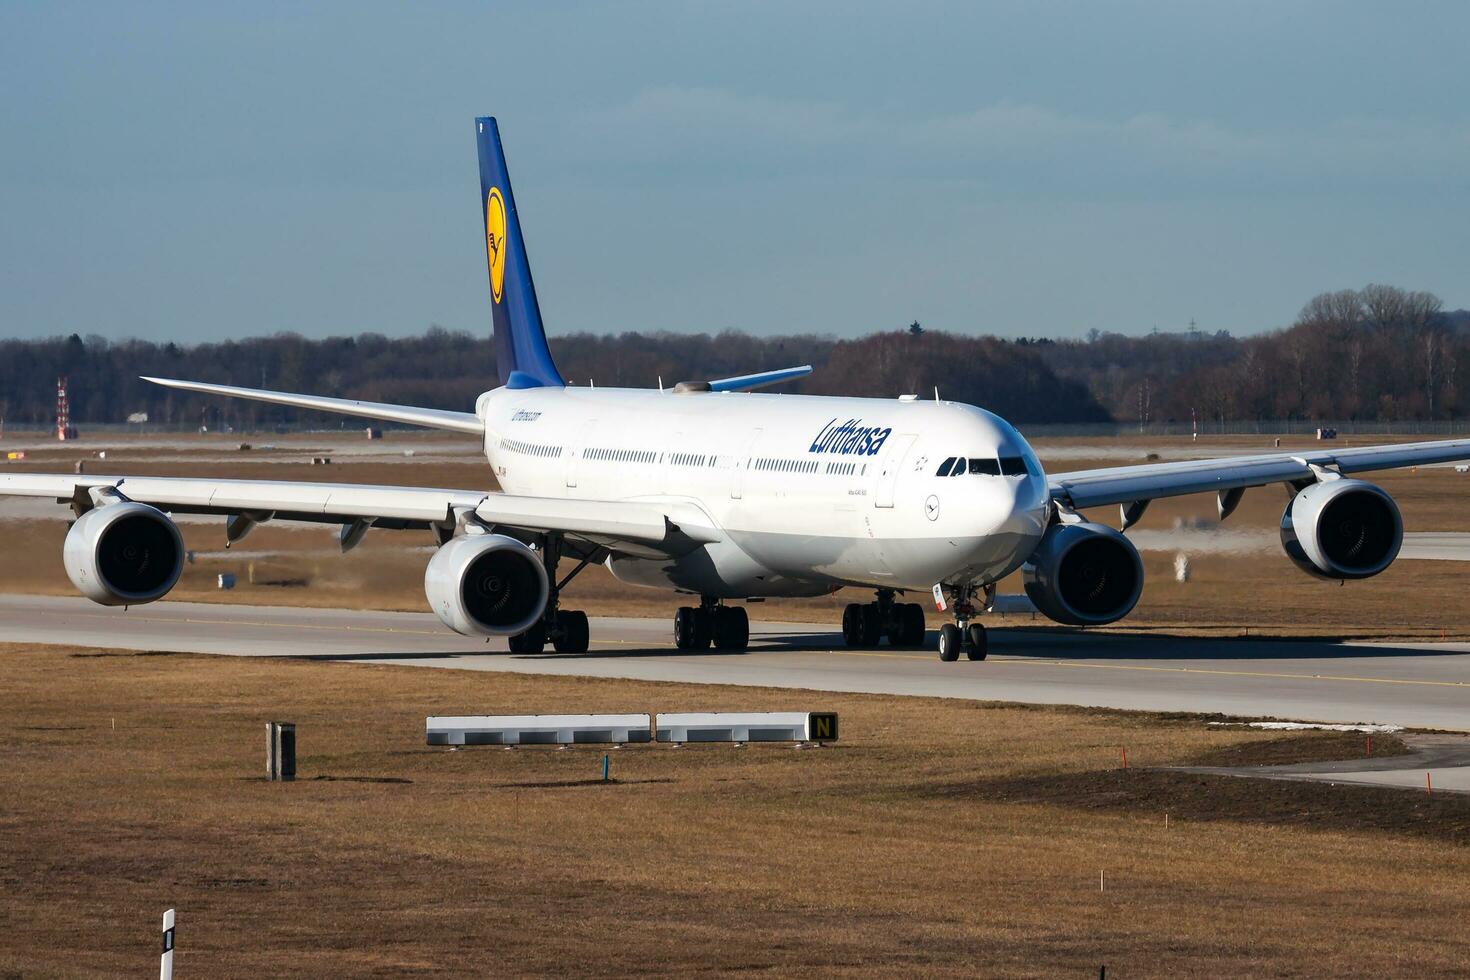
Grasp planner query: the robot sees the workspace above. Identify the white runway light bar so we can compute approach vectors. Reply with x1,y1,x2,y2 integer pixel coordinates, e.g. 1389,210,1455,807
655,712,839,743
427,714,653,746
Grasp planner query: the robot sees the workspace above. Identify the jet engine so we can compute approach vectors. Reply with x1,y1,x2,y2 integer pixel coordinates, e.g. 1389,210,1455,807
1023,521,1144,626
1280,479,1402,580
424,533,549,636
63,502,185,606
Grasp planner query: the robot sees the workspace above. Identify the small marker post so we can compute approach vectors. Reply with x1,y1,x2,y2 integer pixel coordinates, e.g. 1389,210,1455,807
160,908,175,980
602,754,610,783
1366,734,1372,756
1427,772,1433,794
1121,746,1127,770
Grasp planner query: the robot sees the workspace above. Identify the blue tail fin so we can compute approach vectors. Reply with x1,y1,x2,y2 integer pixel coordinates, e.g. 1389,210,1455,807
476,117,564,389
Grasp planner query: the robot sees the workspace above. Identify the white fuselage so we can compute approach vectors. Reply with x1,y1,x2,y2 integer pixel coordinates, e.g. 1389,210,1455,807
476,385,1052,598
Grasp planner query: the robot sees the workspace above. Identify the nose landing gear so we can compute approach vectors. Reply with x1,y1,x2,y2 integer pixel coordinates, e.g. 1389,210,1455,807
674,596,750,651
935,584,988,662
841,589,926,648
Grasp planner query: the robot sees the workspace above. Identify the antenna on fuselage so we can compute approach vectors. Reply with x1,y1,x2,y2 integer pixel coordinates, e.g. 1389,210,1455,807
934,386,940,402
658,375,664,392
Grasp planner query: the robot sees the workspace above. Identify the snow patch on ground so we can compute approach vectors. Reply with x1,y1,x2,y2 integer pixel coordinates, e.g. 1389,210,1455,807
1208,721,1404,733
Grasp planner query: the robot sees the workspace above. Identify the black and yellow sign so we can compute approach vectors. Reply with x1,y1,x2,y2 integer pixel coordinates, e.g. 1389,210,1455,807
808,712,839,741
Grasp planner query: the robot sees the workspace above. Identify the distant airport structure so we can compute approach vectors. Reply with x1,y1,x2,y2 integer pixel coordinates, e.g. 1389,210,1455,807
55,377,77,441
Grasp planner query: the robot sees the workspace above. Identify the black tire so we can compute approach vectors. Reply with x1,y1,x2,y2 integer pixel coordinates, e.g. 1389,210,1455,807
553,610,590,653
509,622,546,655
966,622,988,661
841,603,863,646
901,603,926,647
673,606,698,650
938,623,962,662
859,604,882,646
713,605,750,650
692,607,714,649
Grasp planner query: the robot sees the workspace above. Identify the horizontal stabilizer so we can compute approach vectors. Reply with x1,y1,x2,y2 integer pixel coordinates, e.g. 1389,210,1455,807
707,365,812,393
141,377,484,435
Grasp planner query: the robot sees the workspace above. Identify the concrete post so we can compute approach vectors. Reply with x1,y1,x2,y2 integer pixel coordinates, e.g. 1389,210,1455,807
267,721,296,781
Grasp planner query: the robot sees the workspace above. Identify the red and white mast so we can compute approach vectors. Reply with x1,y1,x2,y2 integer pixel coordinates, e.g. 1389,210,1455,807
56,376,77,441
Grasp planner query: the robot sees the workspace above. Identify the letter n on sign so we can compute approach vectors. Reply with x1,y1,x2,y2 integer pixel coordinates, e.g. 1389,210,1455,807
808,713,839,741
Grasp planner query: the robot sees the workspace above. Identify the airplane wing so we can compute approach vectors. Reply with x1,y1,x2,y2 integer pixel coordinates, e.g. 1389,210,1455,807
0,473,721,558
141,377,485,435
1049,438,1470,517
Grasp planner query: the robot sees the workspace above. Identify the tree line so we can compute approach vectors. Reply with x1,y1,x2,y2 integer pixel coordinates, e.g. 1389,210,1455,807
0,285,1463,429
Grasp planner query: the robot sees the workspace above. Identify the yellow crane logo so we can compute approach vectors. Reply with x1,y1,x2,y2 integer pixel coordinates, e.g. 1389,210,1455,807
485,187,507,304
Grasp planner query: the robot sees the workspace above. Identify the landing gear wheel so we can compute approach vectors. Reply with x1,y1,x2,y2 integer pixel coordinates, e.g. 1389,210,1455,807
841,603,863,647
900,603,926,647
508,622,546,655
712,605,750,651
693,607,714,649
965,622,988,661
553,610,590,653
859,604,882,647
938,623,962,662
674,606,702,651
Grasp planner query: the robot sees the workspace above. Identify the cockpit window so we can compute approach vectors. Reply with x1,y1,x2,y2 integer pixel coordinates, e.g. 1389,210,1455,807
939,455,1037,477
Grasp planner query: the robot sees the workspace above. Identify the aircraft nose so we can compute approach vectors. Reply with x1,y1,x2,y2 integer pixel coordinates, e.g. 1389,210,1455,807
994,473,1050,540
964,475,1044,539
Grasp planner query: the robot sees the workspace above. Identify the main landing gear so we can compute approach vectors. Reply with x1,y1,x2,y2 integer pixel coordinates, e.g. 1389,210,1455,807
507,534,593,655
673,596,750,651
841,589,926,648
935,584,987,663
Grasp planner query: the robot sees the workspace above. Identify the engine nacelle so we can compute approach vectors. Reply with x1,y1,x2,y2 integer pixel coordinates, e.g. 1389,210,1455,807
424,533,549,636
1280,479,1402,580
63,502,184,606
1023,521,1144,626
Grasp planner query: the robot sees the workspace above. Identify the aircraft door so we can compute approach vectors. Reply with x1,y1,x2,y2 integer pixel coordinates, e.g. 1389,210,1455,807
567,419,596,488
731,428,763,499
874,433,917,508
663,432,683,494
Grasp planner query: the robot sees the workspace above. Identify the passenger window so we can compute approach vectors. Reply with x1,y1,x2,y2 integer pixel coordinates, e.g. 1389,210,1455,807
936,457,955,477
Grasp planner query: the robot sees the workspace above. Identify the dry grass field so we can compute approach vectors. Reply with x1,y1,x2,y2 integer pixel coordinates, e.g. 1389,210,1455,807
4,430,1470,638
3,642,1468,977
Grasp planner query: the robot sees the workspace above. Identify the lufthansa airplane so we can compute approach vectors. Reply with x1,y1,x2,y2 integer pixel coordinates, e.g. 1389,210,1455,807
5,118,1470,661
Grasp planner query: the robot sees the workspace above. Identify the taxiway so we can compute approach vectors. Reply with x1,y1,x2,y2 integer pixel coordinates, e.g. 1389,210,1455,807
3,594,1469,730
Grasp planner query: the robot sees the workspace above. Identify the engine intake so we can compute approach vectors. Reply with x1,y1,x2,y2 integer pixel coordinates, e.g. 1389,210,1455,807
1023,521,1143,626
63,502,184,606
1280,479,1401,580
424,533,549,636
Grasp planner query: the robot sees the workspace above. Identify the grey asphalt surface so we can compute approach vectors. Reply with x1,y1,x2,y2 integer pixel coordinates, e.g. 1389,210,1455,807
4,594,1470,731
1177,734,1470,793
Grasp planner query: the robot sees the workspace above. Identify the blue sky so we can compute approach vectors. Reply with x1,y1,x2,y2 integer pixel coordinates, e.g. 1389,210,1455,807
2,1,1466,343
